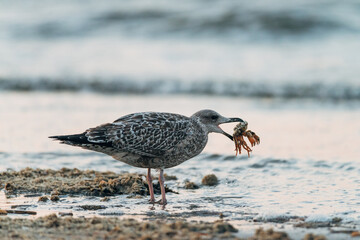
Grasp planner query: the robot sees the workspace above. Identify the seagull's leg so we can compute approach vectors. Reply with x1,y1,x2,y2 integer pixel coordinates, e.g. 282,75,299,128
158,169,167,205
147,168,155,203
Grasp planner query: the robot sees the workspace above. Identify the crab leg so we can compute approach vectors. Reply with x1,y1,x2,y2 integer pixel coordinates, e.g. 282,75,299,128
234,135,253,157
246,131,260,147
234,137,243,155
240,135,251,152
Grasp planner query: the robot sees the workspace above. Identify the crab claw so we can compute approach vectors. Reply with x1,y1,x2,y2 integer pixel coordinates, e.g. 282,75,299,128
253,133,260,145
245,131,255,147
245,131,260,147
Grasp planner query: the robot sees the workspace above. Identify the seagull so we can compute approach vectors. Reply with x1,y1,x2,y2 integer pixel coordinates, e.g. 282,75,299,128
49,109,244,205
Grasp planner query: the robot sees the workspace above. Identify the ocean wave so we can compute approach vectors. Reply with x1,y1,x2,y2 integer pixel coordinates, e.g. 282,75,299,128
1,77,359,100
90,8,341,37
7,1,354,40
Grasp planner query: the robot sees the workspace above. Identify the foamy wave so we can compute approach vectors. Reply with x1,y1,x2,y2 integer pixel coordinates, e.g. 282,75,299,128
0,77,359,100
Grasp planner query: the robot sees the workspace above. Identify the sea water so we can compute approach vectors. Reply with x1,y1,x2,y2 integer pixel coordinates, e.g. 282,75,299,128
0,93,359,239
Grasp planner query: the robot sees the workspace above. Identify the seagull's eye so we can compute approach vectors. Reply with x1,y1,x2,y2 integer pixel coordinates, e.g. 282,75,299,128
211,115,218,120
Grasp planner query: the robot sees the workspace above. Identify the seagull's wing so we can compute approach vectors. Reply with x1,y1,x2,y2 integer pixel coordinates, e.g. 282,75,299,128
85,112,191,157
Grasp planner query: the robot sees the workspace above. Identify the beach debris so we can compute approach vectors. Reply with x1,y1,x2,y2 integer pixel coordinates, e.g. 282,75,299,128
249,228,290,240
5,182,12,191
38,196,49,202
0,168,176,197
184,181,199,189
51,190,60,195
78,205,107,211
10,204,35,209
188,204,200,210
164,174,177,181
212,221,238,233
24,193,42,197
233,121,260,157
58,212,73,217
100,197,110,202
50,195,60,202
0,209,37,215
202,174,218,186
295,222,331,228
303,233,327,240
331,217,342,223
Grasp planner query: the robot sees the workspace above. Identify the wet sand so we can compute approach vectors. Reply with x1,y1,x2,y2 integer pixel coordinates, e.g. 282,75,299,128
2,168,359,239
0,215,244,240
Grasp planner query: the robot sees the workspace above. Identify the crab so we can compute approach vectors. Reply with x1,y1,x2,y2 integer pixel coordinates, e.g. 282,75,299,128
233,121,260,157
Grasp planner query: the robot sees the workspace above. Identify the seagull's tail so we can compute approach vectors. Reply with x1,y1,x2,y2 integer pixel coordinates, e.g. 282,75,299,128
49,133,89,146
49,133,113,154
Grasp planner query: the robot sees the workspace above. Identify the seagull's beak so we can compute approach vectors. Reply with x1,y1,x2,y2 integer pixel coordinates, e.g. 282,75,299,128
218,117,245,141
226,118,245,123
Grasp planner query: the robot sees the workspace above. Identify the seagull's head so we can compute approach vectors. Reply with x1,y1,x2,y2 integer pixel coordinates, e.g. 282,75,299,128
191,109,244,141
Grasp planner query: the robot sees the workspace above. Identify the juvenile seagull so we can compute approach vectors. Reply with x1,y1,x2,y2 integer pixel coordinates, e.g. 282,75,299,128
50,109,244,205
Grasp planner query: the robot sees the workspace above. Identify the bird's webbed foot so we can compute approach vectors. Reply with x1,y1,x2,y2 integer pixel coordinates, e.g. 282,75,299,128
156,199,167,206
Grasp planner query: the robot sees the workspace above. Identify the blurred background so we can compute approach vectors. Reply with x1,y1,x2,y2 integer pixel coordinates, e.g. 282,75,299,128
1,0,360,98
1,0,360,159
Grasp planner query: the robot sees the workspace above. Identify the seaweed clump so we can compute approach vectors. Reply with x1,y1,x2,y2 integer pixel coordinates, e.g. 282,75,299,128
0,168,175,197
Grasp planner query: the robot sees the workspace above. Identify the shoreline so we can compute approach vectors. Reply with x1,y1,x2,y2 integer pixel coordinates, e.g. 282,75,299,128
0,215,293,240
1,168,358,239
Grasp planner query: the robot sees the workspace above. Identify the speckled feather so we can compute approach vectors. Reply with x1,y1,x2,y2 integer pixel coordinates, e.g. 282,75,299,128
86,112,192,157
52,112,209,169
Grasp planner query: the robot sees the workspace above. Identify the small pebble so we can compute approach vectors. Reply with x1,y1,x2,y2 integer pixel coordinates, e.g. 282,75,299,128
100,197,110,202
50,195,60,202
202,174,218,186
5,182,12,190
164,174,177,181
184,181,199,189
331,217,342,223
51,190,60,196
0,209,8,215
78,205,106,210
252,228,289,240
38,196,49,202
58,212,73,217
303,233,327,240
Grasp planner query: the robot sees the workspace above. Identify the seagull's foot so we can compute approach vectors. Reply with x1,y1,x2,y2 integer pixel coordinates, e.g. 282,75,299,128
148,198,156,204
155,199,167,206
160,199,167,205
